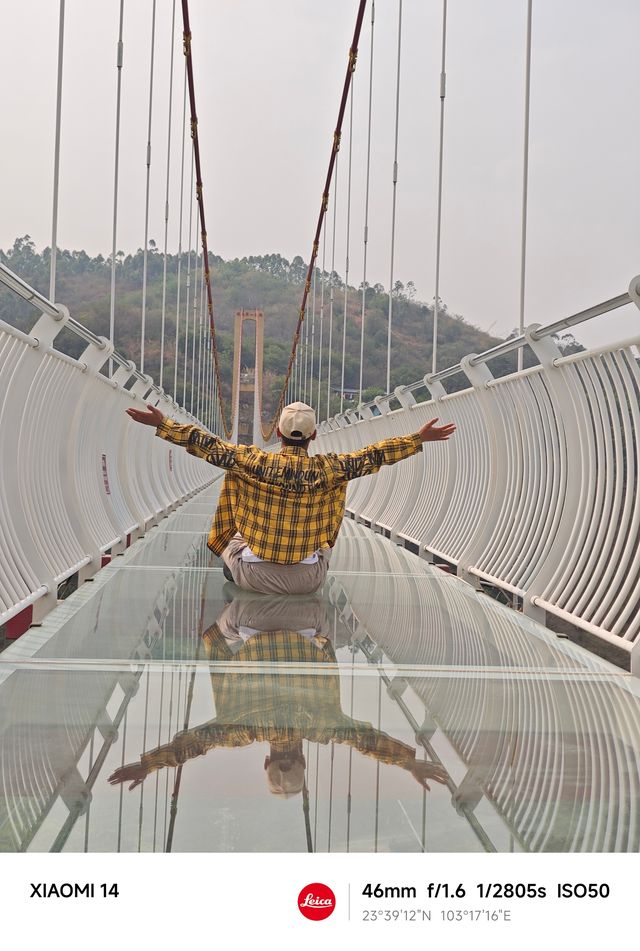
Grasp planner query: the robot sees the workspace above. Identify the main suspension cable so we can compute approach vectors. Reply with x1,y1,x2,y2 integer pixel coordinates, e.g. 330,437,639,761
260,0,369,438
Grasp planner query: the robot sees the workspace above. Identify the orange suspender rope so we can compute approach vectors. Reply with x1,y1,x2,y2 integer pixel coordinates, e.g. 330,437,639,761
262,0,369,440
181,0,368,440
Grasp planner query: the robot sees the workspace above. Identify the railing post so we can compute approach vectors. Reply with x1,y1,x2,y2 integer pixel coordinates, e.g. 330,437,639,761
518,325,572,625
456,355,498,588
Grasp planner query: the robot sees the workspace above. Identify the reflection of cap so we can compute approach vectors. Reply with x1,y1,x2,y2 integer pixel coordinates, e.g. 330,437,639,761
265,758,306,798
278,401,316,439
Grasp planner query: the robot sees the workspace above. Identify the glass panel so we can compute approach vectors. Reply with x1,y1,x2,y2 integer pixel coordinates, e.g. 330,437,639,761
1,487,638,853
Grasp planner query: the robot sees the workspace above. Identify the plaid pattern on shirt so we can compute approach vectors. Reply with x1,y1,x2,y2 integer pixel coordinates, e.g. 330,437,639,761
156,418,422,563
140,625,417,773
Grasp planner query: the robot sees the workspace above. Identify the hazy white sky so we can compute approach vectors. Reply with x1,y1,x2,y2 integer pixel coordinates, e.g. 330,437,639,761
1,0,639,351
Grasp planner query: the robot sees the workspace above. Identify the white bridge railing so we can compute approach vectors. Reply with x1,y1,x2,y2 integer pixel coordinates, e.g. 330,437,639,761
317,276,640,671
0,263,213,630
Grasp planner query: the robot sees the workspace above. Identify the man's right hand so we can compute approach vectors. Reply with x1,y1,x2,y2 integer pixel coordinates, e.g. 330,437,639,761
126,404,165,427
418,418,456,443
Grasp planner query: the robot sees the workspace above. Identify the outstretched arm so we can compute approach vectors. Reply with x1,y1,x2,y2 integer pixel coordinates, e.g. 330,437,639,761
125,404,243,470
334,417,456,482
332,717,448,791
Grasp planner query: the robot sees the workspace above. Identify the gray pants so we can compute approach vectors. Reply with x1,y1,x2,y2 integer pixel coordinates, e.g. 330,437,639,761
221,534,331,595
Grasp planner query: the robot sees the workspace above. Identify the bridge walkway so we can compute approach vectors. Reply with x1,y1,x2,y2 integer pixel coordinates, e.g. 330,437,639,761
0,478,638,853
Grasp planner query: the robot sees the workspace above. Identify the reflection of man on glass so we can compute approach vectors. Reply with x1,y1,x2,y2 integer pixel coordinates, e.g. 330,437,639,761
125,400,455,595
108,595,447,795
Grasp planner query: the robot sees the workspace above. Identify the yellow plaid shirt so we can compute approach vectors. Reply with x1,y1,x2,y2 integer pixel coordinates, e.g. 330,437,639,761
140,626,417,773
156,419,422,563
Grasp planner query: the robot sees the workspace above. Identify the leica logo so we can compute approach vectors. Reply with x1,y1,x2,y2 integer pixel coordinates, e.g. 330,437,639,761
297,883,336,920
300,895,332,907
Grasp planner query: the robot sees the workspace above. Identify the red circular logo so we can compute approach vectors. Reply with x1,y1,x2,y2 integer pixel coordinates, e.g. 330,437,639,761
297,883,336,920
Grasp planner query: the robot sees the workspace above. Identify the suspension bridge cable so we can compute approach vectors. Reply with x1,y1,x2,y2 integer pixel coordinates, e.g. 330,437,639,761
137,665,152,851
519,0,533,372
140,0,157,375
183,145,195,406
173,62,188,398
190,249,200,413
327,743,335,851
346,637,356,852
340,83,355,415
160,0,177,390
326,158,339,420
182,0,232,436
196,262,205,417
260,0,369,437
310,265,317,409
432,0,447,375
316,217,327,413
309,267,318,406
374,675,382,852
304,298,310,402
358,0,376,406
386,0,403,394
49,0,65,302
109,0,125,376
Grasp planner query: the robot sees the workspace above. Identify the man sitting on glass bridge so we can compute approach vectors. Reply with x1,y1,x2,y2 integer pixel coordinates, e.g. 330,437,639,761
126,400,455,595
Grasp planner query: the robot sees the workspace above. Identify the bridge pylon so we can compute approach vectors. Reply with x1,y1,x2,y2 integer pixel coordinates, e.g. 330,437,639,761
231,309,265,447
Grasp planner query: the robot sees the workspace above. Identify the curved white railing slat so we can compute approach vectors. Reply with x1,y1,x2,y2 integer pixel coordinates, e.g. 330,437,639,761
317,286,640,668
0,289,214,628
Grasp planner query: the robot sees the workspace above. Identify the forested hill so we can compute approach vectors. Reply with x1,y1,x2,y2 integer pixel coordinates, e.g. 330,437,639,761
0,236,583,418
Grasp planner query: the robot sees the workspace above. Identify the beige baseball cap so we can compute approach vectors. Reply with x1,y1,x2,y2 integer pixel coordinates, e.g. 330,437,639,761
278,401,316,439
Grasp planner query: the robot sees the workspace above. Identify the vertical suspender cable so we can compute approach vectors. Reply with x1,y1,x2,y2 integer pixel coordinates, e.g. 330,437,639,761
316,218,327,414
190,250,200,413
109,0,125,375
310,266,317,409
160,0,176,390
518,0,533,372
304,299,310,402
373,677,382,851
326,159,338,420
140,0,157,375
358,0,375,406
173,63,188,399
432,0,447,375
137,666,152,851
386,0,403,394
49,0,65,302
196,262,205,417
183,147,195,406
340,84,355,414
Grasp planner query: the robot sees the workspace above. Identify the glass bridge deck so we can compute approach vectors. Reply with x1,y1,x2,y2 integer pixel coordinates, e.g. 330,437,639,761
1,479,638,854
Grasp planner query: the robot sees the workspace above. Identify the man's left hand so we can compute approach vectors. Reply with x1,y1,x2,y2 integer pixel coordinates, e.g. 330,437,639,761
410,759,449,790
126,404,165,427
418,418,456,443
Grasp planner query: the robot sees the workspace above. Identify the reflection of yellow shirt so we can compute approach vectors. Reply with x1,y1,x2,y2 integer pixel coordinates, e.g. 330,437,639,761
140,627,417,773
156,419,422,563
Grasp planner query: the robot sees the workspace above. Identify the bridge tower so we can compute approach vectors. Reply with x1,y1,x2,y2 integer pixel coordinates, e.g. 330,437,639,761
231,309,265,447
